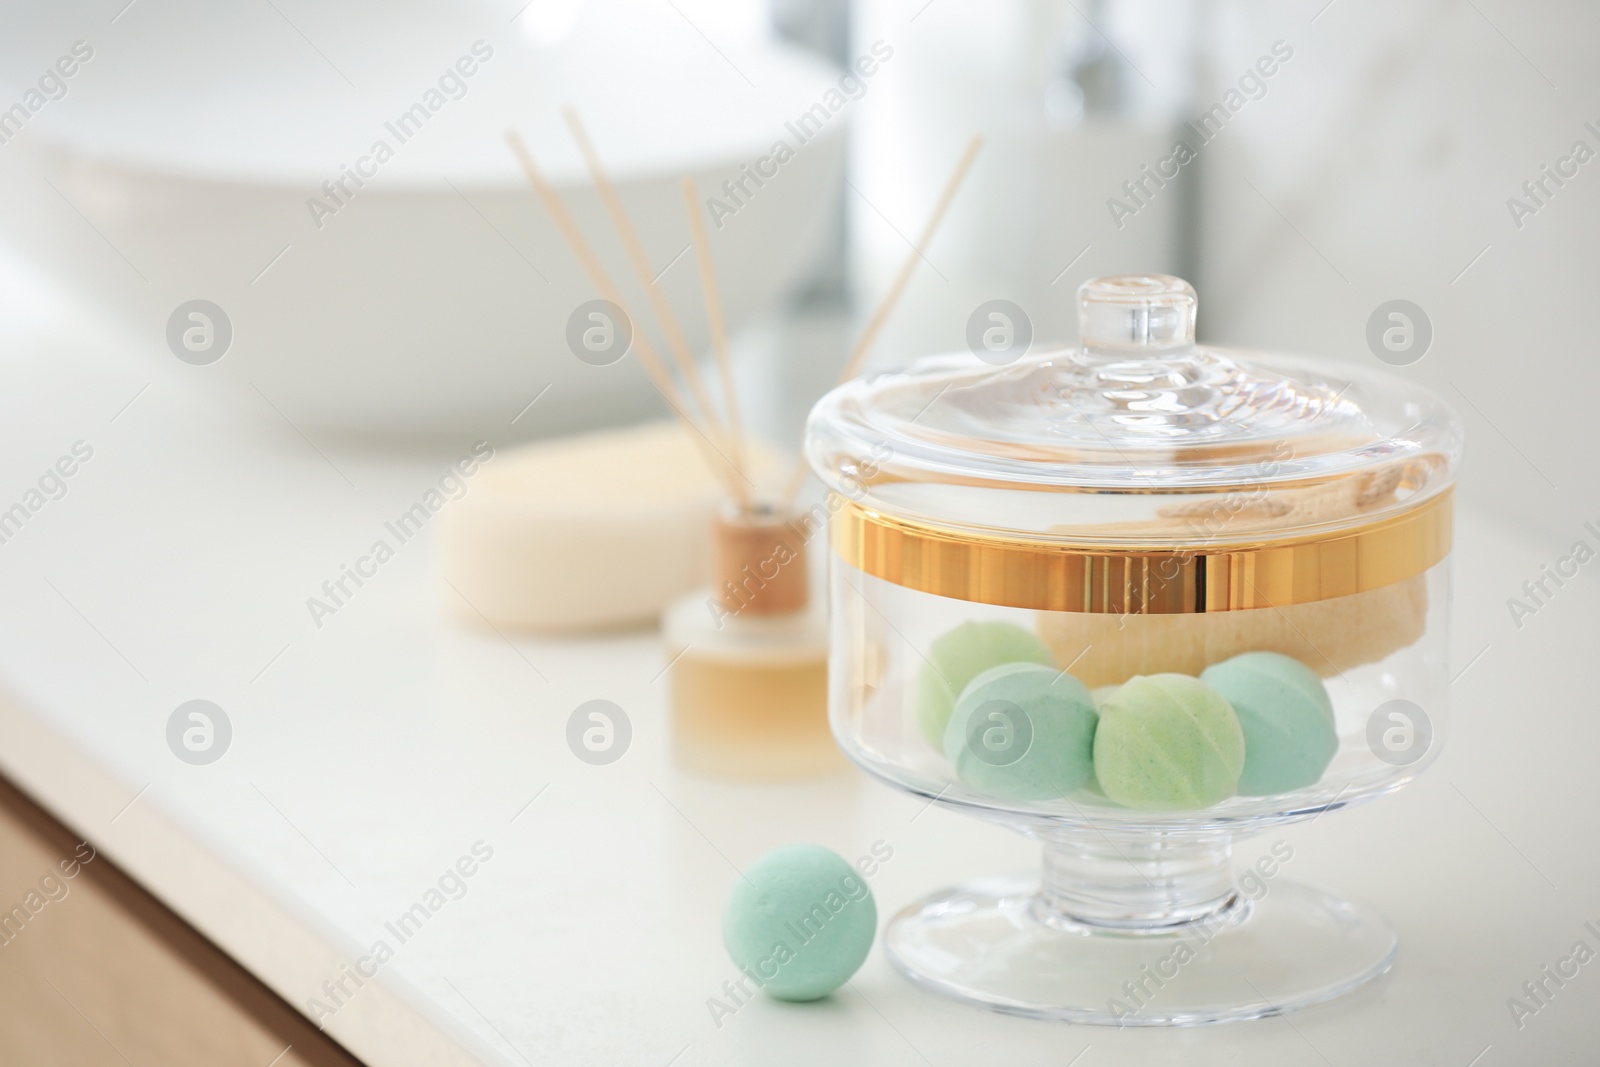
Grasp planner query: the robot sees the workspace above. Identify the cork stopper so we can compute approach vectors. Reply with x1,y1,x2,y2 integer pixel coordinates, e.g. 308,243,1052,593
712,504,810,617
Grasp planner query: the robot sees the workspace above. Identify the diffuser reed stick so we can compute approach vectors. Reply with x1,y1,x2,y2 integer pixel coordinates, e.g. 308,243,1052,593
505,130,749,499
563,109,732,456
779,134,984,507
681,175,749,505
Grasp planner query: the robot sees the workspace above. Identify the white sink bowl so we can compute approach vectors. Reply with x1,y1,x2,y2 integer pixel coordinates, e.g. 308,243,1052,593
0,1,846,438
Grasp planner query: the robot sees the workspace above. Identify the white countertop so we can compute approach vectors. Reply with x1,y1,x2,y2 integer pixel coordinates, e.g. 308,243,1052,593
0,274,1596,1066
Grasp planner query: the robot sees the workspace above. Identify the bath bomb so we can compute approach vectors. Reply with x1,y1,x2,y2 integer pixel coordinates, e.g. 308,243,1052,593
722,844,877,1001
1201,652,1337,795
1080,685,1123,799
943,663,1098,800
1093,674,1245,810
915,621,1055,745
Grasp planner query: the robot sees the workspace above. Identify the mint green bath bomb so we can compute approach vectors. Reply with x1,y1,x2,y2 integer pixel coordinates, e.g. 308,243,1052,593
1080,686,1123,798
722,843,877,1001
942,663,1098,800
1093,674,1245,810
915,621,1055,745
1201,652,1337,795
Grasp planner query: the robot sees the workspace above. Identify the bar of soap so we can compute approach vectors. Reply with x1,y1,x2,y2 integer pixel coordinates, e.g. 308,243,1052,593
914,621,1055,745
1201,652,1337,795
437,422,774,632
722,844,877,1001
943,663,1097,800
1036,577,1427,689
1093,674,1245,810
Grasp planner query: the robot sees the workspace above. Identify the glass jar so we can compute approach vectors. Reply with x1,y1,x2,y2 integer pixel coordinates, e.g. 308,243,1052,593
804,275,1461,1025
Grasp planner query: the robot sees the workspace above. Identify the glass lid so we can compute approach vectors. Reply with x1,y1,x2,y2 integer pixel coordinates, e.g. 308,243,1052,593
806,275,1462,544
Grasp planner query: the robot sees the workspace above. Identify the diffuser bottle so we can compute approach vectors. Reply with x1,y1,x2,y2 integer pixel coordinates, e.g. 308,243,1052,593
663,504,842,780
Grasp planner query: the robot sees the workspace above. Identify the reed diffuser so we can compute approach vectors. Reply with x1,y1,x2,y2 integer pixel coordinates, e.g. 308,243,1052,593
509,116,980,779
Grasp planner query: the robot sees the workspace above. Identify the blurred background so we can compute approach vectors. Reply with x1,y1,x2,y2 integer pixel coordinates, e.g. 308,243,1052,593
1,0,1592,539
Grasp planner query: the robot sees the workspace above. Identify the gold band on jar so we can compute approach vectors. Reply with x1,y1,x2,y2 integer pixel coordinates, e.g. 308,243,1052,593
829,489,1452,613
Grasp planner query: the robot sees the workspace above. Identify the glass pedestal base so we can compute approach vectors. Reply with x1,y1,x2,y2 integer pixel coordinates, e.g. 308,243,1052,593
884,874,1397,1026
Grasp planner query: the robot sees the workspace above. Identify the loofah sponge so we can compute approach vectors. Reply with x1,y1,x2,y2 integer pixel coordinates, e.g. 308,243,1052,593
1036,575,1427,689
1037,464,1429,687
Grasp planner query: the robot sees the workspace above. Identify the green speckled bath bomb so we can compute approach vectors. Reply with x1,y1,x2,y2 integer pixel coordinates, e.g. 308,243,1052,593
1093,674,1245,810
722,843,877,1001
915,621,1055,745
942,663,1098,800
1201,652,1337,795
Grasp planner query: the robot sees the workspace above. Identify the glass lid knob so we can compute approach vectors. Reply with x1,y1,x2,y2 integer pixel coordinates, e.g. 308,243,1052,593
1078,274,1197,357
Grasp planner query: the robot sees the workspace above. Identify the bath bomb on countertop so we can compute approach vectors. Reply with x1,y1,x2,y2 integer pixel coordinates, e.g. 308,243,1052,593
1201,651,1337,795
943,662,1098,801
722,844,877,1002
914,621,1056,745
1093,674,1245,810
